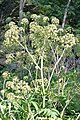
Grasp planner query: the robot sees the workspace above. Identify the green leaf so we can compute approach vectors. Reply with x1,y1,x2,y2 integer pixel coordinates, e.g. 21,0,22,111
31,101,39,111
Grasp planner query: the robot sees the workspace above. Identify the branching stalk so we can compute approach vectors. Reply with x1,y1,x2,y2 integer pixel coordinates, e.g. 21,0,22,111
47,49,65,90
60,99,71,118
76,113,80,120
16,40,41,70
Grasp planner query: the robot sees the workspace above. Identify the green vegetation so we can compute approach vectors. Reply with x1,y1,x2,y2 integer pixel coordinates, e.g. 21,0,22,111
0,0,80,120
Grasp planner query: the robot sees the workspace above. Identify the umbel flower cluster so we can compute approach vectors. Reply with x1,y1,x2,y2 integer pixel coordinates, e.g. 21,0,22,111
2,72,31,102
30,14,76,51
3,14,77,64
4,22,19,51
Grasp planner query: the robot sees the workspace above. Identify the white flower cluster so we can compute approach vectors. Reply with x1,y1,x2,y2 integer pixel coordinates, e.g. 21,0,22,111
21,18,29,25
2,71,10,79
6,76,31,101
51,17,59,25
4,22,19,50
62,33,76,48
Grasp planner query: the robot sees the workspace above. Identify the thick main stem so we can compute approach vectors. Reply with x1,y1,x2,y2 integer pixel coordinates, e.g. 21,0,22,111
41,55,45,108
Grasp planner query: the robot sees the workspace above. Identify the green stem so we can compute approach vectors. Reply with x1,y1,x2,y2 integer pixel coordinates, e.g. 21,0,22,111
41,55,45,108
